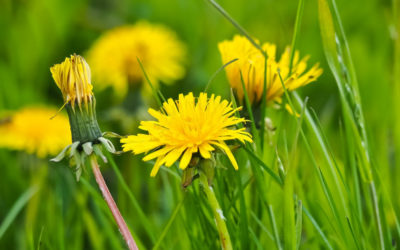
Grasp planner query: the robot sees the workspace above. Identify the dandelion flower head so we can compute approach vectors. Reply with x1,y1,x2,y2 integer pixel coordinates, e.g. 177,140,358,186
50,54,93,109
218,35,323,103
0,107,71,158
121,92,252,176
87,21,187,98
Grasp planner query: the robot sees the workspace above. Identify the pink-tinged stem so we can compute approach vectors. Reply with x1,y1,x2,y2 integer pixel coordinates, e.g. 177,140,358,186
90,156,138,250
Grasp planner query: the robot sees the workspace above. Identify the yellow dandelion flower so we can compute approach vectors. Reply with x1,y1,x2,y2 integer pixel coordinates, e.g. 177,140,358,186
121,92,252,177
218,35,323,103
87,21,186,97
50,54,93,109
0,107,71,158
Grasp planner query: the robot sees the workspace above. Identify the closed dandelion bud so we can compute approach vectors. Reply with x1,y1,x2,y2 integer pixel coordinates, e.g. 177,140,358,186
182,166,196,188
50,54,117,180
199,158,216,186
277,153,286,184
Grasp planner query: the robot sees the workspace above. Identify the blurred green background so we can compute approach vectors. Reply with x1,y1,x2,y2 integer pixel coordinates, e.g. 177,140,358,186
0,0,397,249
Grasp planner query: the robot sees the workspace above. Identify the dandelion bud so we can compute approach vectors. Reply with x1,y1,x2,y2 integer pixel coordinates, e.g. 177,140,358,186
199,158,216,186
51,54,93,110
50,54,116,180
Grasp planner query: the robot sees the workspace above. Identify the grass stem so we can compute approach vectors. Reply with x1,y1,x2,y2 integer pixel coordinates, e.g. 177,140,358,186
369,181,385,250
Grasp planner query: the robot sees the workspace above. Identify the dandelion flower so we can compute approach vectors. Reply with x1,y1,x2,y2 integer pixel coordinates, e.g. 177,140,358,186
0,107,71,158
87,21,186,97
218,35,323,104
121,92,252,177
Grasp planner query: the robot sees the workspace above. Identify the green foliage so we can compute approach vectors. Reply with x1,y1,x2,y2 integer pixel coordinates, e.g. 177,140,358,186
0,0,399,249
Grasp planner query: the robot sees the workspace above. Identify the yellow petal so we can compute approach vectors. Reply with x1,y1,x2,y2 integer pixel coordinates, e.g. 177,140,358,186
179,147,194,170
212,141,239,170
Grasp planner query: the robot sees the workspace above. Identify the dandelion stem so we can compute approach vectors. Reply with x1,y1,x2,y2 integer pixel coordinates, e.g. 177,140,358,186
90,156,138,250
199,173,232,250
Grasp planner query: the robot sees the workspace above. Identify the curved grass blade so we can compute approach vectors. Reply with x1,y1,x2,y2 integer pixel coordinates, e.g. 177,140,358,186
137,57,166,107
0,186,38,239
303,206,334,250
204,58,238,92
242,147,283,187
288,0,305,75
153,194,186,250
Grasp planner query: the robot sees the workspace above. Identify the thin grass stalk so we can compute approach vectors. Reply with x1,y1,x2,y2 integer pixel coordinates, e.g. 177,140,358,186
153,194,187,250
0,186,38,239
90,156,138,250
205,58,238,92
369,182,385,250
288,0,305,75
206,0,265,56
259,53,268,151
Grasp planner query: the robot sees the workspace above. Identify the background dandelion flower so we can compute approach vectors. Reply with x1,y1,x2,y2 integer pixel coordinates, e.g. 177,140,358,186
87,21,187,98
218,35,323,104
0,107,71,158
121,92,252,176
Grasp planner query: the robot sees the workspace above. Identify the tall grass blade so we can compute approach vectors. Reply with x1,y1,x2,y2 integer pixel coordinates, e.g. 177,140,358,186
137,57,166,107
0,186,38,239
206,0,265,56
239,71,259,146
288,0,305,75
303,206,334,250
204,58,238,92
153,194,186,250
242,147,282,186
259,53,268,151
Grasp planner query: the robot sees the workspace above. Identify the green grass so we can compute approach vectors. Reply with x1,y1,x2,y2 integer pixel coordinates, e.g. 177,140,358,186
1,0,399,249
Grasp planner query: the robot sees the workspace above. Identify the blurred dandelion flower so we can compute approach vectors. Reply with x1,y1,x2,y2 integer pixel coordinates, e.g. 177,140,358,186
50,54,116,180
0,107,70,158
87,21,186,97
218,35,323,104
121,92,252,177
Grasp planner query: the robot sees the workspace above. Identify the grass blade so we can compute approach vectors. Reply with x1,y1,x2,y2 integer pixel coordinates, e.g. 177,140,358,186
239,71,259,146
137,57,166,107
204,58,238,92
206,0,265,56
0,186,38,239
242,147,283,187
288,0,305,75
303,206,334,250
153,194,186,250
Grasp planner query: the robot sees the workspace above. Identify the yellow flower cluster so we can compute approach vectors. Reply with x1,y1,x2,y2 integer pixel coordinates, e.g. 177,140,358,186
218,35,323,103
0,107,71,158
121,92,252,176
87,21,186,98
50,54,94,109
